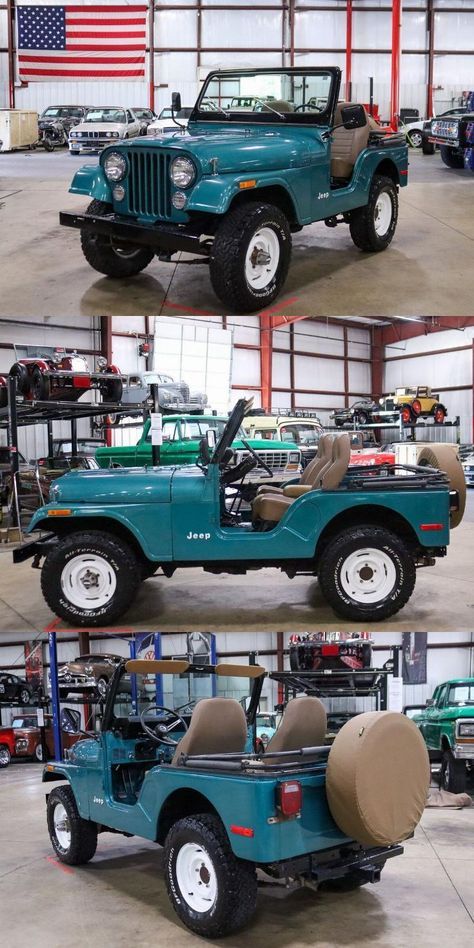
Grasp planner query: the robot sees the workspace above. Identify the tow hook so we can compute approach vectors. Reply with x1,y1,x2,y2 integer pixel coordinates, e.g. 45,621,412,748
415,556,436,568
32,553,43,569
324,214,346,228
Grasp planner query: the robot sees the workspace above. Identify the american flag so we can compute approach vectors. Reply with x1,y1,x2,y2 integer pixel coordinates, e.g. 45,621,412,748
17,4,147,80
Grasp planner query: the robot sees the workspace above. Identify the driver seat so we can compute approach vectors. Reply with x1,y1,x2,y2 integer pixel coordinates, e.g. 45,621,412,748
172,697,247,765
265,697,327,763
255,432,334,497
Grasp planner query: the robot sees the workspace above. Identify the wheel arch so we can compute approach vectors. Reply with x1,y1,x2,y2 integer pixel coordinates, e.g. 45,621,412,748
373,158,401,185
43,770,70,783
440,733,453,753
228,184,299,227
314,504,420,564
157,788,221,845
37,516,155,569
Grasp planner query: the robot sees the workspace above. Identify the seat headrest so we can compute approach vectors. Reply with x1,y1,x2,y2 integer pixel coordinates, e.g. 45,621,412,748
321,433,351,489
172,697,247,765
265,696,327,762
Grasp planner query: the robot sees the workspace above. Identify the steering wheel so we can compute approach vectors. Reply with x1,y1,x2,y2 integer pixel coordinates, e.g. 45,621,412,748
294,103,323,113
139,705,188,746
220,454,256,486
241,439,273,478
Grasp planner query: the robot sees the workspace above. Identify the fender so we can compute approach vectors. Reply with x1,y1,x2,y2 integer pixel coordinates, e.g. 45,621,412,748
69,164,113,203
186,171,302,222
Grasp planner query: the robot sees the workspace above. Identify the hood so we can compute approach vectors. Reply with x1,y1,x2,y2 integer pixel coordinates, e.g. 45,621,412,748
438,706,474,721
74,122,124,133
119,123,326,175
45,466,175,506
233,438,300,452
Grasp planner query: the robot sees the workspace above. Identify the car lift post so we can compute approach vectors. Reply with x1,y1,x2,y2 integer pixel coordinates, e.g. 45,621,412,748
48,631,62,762
154,633,164,707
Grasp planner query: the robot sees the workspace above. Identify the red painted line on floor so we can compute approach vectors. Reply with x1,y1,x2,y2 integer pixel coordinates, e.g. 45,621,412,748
46,856,75,875
164,301,219,317
44,618,61,633
256,297,301,317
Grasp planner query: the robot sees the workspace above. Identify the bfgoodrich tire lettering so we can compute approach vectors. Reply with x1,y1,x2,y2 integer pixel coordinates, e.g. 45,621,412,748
318,526,416,621
80,200,155,278
209,201,292,312
164,813,257,937
349,175,398,252
41,530,141,627
47,785,98,865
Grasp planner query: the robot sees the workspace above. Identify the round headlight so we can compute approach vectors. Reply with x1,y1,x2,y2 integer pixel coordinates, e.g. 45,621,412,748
104,152,127,182
170,156,196,189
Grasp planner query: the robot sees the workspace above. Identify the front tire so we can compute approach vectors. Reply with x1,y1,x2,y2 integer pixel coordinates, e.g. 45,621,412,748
318,526,416,621
41,530,141,626
407,130,423,148
164,813,258,937
440,146,464,169
422,139,435,155
47,785,98,865
209,202,292,312
349,175,398,252
80,200,155,278
441,750,466,794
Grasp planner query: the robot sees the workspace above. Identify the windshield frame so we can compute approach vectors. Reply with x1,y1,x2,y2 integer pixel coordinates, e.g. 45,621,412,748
192,66,341,127
210,398,253,466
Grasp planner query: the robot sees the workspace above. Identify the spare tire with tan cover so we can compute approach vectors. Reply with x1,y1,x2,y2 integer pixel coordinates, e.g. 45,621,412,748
417,444,466,528
326,711,429,847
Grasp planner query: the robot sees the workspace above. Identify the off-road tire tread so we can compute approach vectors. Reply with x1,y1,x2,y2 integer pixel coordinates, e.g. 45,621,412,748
441,750,467,794
164,812,257,937
439,146,464,169
80,200,155,277
41,529,141,627
349,175,398,252
47,785,98,865
318,525,416,621
209,201,292,312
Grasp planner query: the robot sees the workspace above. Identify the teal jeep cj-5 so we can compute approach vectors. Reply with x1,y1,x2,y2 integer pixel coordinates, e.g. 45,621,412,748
44,659,430,937
59,67,408,312
14,399,463,627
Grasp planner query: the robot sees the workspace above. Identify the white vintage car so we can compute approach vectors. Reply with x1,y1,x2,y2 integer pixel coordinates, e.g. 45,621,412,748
69,107,141,154
146,107,193,137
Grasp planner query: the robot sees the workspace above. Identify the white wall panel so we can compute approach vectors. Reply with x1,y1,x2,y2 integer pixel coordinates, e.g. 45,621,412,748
349,359,370,394
202,11,282,49
111,334,147,375
273,325,290,351
272,350,291,390
293,10,346,49
294,353,344,390
347,326,370,360
227,315,260,347
293,321,344,357
232,346,260,388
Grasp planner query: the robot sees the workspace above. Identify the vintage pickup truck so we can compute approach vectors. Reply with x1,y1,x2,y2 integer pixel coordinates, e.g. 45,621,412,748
59,66,408,312
43,659,429,937
13,399,463,627
408,678,474,793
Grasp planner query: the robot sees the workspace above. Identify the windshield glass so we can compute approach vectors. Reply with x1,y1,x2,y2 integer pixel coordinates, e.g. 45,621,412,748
198,69,336,124
280,424,321,446
112,668,256,721
84,108,126,124
12,717,37,728
447,684,474,705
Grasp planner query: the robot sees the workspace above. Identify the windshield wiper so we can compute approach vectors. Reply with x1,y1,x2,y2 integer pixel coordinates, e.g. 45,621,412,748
202,98,231,119
253,98,286,120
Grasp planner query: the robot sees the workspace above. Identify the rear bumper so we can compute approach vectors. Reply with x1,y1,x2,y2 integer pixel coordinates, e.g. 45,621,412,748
270,843,403,881
59,210,210,257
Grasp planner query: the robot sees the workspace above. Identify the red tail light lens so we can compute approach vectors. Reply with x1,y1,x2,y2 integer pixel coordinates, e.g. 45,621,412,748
321,644,339,656
277,780,302,816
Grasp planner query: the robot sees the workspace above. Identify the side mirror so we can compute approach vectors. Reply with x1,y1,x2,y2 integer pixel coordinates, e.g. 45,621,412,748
172,92,182,114
425,698,434,707
340,104,367,130
206,428,216,451
60,707,81,734
199,435,211,464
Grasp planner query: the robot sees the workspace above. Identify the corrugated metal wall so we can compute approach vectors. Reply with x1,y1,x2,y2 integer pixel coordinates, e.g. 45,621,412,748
2,1,474,117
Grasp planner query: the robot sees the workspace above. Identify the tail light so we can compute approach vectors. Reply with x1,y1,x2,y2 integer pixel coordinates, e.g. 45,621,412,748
277,780,302,817
321,643,339,656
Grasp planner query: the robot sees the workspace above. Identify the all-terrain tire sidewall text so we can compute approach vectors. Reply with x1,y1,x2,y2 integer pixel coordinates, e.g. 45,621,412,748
318,526,416,621
164,813,258,938
40,530,141,627
47,785,98,865
209,202,292,312
349,175,399,252
80,200,155,278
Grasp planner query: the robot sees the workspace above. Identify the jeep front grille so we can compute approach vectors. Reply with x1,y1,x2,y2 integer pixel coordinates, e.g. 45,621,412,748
127,149,172,219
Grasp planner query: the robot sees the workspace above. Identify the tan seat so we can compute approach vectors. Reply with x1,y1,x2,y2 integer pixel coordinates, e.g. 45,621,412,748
262,99,294,113
172,697,247,765
265,697,327,763
331,102,372,180
256,432,334,498
252,433,351,526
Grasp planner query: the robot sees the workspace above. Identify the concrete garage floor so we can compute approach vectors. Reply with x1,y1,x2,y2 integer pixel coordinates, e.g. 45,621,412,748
0,493,473,636
0,148,473,318
0,764,473,948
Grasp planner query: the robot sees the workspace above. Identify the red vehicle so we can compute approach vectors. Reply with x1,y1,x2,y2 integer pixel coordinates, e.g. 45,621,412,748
289,633,374,685
0,349,122,405
0,713,82,767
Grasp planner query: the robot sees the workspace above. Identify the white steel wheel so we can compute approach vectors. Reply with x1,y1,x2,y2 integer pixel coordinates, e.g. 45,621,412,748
53,803,71,851
60,553,117,610
339,547,397,604
373,192,393,237
245,226,280,290
175,842,218,914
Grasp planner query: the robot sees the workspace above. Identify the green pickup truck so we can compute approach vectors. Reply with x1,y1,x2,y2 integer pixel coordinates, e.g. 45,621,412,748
44,659,429,937
14,399,462,627
95,413,301,486
408,678,474,793
59,66,408,312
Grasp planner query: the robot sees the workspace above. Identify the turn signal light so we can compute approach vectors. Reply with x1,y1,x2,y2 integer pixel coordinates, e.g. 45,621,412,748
239,179,257,189
47,509,72,517
230,825,254,838
277,780,302,817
